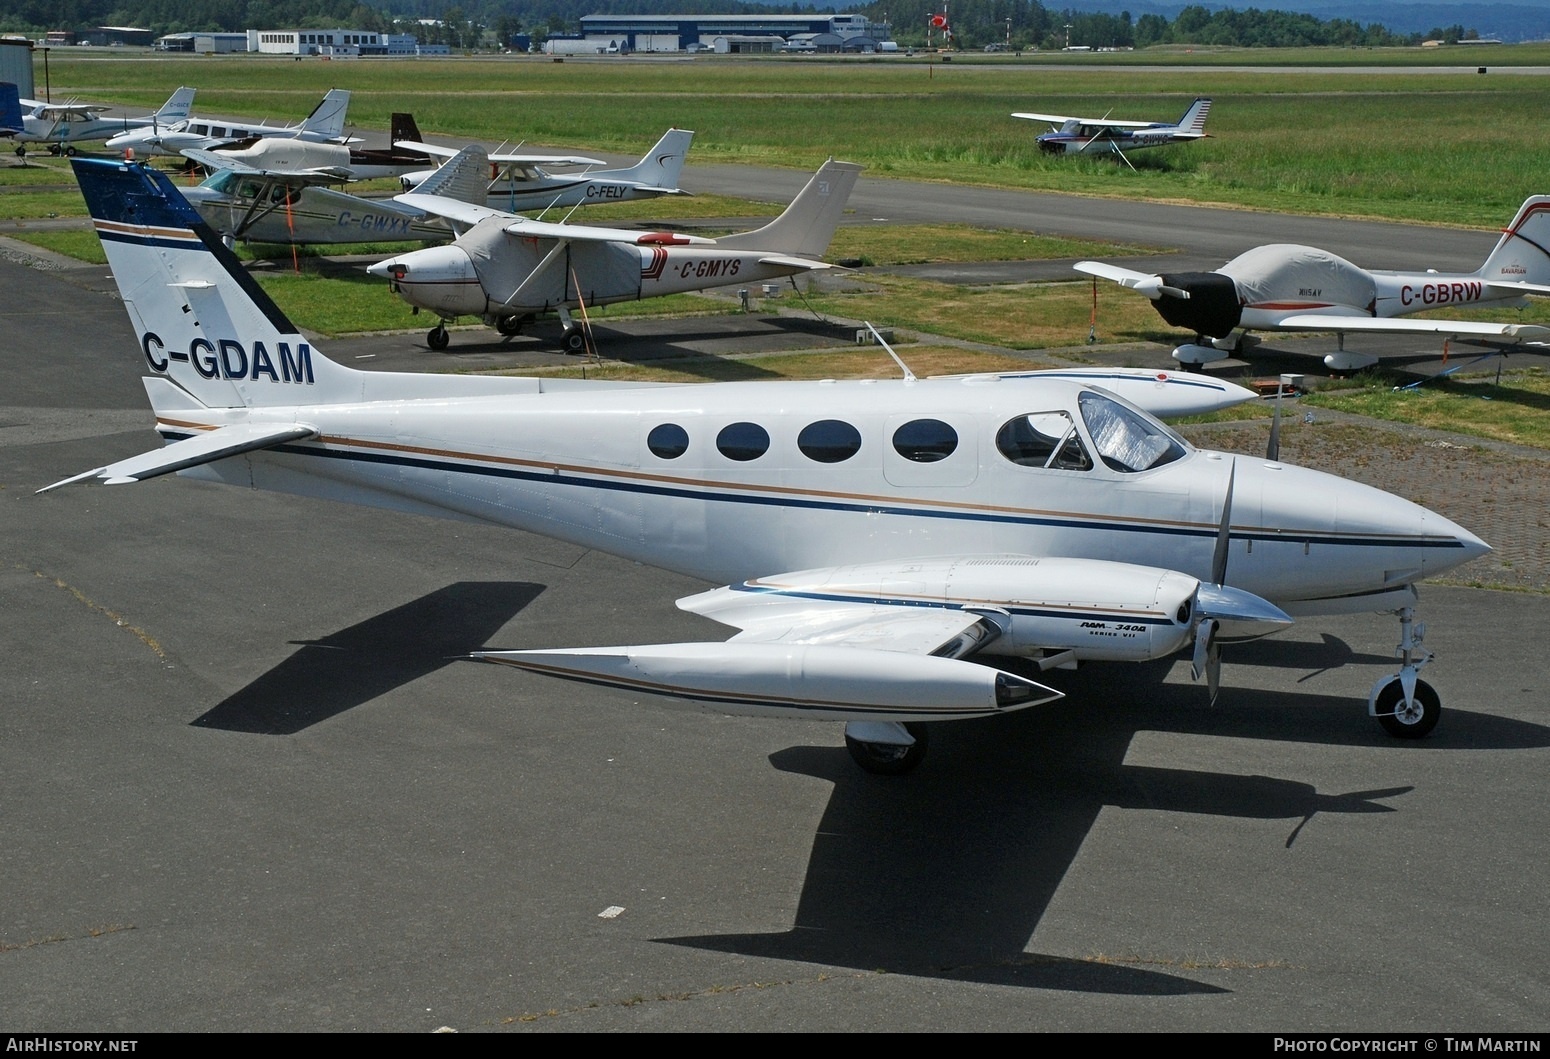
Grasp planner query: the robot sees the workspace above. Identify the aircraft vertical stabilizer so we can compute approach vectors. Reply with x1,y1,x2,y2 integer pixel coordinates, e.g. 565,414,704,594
154,86,196,124
1479,196,1550,284
0,83,22,137
622,128,694,190
70,158,361,409
298,88,351,140
717,159,862,259
412,144,491,206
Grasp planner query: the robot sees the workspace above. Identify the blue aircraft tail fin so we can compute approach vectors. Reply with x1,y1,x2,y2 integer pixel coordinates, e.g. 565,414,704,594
0,83,22,137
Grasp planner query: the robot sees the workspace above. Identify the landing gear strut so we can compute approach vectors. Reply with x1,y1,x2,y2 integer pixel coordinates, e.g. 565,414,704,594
1368,605,1441,739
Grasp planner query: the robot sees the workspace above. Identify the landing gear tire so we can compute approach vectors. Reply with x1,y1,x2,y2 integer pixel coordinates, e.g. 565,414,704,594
427,325,450,351
561,328,586,355
1374,677,1440,740
845,723,929,776
495,315,523,337
48,144,61,156
13,145,24,158
64,146,77,157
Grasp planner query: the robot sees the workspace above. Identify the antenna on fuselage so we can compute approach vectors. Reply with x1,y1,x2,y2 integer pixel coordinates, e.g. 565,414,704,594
864,321,915,381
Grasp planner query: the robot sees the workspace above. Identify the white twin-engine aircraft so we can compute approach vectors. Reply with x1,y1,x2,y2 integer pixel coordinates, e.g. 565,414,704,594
49,159,1489,775
370,147,860,353
1076,196,1550,369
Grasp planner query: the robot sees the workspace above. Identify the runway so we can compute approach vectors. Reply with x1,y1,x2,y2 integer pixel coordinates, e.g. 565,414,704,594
1,198,1547,1031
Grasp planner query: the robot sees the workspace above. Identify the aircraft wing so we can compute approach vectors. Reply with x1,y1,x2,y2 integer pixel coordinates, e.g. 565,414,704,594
472,563,1064,723
1012,112,1157,128
395,140,606,167
37,103,112,119
182,149,355,185
1273,314,1550,342
501,217,717,246
1073,260,1187,299
38,422,317,492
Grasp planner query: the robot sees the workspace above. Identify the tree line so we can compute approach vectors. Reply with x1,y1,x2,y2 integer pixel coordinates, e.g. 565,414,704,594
0,0,1478,51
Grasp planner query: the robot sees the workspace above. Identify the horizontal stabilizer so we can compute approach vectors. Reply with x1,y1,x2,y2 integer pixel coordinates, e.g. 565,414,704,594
473,642,1061,722
39,422,316,492
756,254,838,272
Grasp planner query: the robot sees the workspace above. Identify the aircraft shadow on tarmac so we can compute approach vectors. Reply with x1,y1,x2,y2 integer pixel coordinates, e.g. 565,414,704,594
190,580,544,734
662,655,1550,994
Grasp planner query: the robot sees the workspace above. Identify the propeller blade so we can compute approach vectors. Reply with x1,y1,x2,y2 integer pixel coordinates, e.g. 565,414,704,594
1210,459,1236,588
1191,617,1217,682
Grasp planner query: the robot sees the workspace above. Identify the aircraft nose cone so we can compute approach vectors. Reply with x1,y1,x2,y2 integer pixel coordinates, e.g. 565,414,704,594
1427,511,1492,568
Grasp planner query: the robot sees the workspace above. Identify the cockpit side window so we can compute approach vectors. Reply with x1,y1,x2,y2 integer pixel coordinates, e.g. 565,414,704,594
1078,391,1187,473
995,411,1091,471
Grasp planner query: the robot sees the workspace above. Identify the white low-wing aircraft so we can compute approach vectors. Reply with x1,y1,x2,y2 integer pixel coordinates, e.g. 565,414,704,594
103,89,352,159
369,148,860,352
1013,98,1211,168
1076,196,1550,369
47,158,1490,774
13,85,194,157
399,128,694,212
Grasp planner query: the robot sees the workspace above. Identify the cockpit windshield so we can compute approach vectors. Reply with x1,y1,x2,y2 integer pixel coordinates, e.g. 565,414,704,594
1078,390,1189,473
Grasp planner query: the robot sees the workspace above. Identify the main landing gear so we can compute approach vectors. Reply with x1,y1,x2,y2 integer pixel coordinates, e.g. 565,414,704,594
1369,605,1440,739
844,721,930,776
427,325,450,351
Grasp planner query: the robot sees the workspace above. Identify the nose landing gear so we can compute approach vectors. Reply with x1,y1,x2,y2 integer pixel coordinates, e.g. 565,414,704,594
1368,605,1440,739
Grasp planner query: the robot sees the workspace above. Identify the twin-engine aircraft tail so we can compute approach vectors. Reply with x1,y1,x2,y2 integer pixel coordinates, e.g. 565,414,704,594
152,86,196,124
71,157,358,410
1478,196,1550,286
717,159,862,260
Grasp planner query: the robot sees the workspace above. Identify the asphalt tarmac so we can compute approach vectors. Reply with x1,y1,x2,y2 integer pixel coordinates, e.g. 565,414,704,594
2,214,1547,1032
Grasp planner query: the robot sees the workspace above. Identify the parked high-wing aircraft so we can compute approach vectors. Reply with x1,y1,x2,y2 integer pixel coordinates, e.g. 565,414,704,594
185,113,434,182
177,117,594,247
13,85,194,157
48,158,1490,775
370,147,860,352
1075,196,1550,369
103,89,351,159
1013,98,1210,167
398,128,694,213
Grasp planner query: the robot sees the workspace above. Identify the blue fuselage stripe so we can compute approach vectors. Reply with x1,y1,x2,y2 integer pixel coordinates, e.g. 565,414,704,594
163,430,1468,553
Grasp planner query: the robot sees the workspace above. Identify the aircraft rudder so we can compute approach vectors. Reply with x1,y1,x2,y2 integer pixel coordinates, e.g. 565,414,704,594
390,112,423,145
629,128,693,187
718,159,862,258
71,158,352,409
1179,97,1210,134
157,86,196,121
1482,195,1550,282
301,88,351,138
0,83,22,134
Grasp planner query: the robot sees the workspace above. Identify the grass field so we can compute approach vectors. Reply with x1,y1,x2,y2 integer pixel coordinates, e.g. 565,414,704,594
30,48,1550,225
8,48,1550,453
